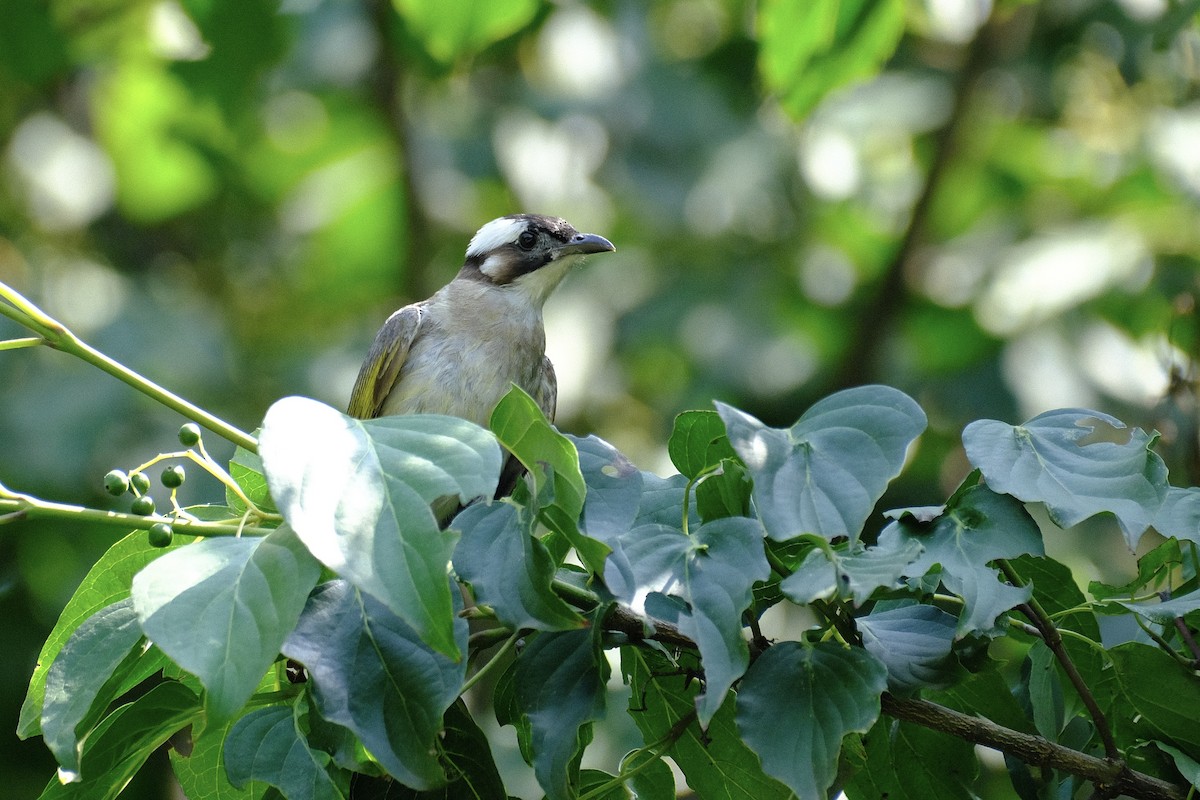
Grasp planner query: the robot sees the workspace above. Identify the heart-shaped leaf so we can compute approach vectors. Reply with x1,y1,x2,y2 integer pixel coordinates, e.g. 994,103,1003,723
736,641,888,800
604,518,770,725
260,395,501,659
879,485,1044,637
569,434,644,547
282,579,467,790
669,410,737,479
131,524,320,723
782,538,924,606
453,500,584,631
963,409,1168,548
717,385,926,542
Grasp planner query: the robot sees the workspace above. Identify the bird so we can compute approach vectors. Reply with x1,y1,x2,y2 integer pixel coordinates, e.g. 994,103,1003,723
347,213,615,500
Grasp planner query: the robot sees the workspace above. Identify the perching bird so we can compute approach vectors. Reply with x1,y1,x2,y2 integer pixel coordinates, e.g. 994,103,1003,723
348,213,615,498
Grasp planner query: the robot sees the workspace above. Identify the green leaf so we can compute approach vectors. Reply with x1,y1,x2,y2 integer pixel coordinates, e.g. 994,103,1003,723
1110,642,1200,755
847,718,978,800
227,445,277,515
695,459,754,523
736,641,888,800
37,681,201,800
963,409,1169,548
512,628,608,800
393,0,540,64
620,749,676,800
281,579,467,790
570,434,644,546
622,648,793,799
131,524,321,723
41,598,159,779
224,705,347,800
172,715,268,800
19,529,194,739
1152,741,1200,789
490,385,608,574
782,538,924,606
928,664,1034,735
1022,641,1064,741
879,485,1044,636
717,385,926,542
1089,538,1182,601
579,770,631,800
604,518,771,725
454,500,584,631
668,410,737,478
1154,486,1200,546
858,604,958,693
758,0,906,119
260,395,501,659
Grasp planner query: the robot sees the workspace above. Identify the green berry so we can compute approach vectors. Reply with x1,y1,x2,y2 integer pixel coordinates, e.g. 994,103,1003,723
130,495,156,516
161,465,186,488
103,469,130,496
130,472,151,495
148,522,174,548
178,423,202,447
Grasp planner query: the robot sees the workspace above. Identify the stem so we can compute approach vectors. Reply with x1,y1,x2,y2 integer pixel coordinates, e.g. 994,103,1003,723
460,631,520,696
1173,616,1200,666
0,336,43,351
999,559,1121,762
0,494,275,537
0,281,258,453
881,694,1187,800
577,709,698,800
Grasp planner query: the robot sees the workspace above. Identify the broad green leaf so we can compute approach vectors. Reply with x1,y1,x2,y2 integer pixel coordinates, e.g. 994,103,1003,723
717,385,926,542
696,459,754,523
393,0,540,64
453,500,584,631
634,472,697,529
224,705,347,800
1110,643,1200,755
782,538,924,606
227,445,277,515
418,700,508,800
622,648,792,800
929,665,1034,735
37,681,201,800
569,434,644,546
19,529,194,739
736,641,888,800
1153,742,1200,789
1154,486,1200,546
41,598,158,778
1021,640,1064,741
847,718,977,800
513,628,608,800
491,386,608,573
172,714,268,800
668,410,737,478
259,395,501,659
131,524,320,723
758,0,906,119
604,518,770,725
963,409,1169,548
858,604,958,693
879,485,1044,636
281,580,467,790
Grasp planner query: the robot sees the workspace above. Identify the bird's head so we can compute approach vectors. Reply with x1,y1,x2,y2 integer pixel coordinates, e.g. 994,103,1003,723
458,214,615,306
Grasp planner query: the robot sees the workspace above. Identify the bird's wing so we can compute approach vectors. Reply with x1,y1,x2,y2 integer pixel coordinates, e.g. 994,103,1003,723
347,303,424,419
536,355,558,423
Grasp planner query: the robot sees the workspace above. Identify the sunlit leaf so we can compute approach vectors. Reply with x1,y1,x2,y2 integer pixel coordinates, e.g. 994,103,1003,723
605,517,769,724
260,395,501,659
782,538,924,606
569,434,644,547
131,524,320,723
718,386,926,542
963,409,1169,548
393,0,540,64
668,410,737,478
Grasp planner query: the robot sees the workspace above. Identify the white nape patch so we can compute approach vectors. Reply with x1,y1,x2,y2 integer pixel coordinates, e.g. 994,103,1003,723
466,217,524,258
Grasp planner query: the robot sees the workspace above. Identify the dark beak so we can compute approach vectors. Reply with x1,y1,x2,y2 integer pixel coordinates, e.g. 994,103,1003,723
557,232,616,257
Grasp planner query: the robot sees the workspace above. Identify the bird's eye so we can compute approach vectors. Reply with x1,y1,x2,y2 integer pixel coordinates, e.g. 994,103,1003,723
517,231,537,250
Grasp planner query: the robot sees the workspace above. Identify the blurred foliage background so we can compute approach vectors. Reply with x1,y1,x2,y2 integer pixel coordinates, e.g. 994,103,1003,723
2,0,1199,797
